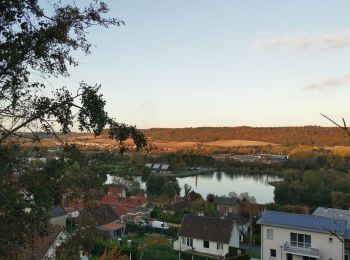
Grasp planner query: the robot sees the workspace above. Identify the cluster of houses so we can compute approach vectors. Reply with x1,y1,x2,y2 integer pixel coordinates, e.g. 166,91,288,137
20,183,350,260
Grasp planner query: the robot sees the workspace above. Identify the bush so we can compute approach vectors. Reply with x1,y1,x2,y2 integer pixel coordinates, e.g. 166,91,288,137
166,226,179,237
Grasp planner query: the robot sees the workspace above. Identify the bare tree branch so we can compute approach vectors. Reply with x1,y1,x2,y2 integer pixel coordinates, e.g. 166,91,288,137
321,113,350,137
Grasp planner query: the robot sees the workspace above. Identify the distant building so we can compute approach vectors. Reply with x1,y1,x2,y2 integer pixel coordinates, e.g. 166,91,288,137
145,163,171,173
213,196,240,216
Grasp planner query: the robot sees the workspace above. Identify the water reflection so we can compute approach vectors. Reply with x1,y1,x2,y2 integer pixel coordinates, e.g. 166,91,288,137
106,172,279,204
177,172,280,204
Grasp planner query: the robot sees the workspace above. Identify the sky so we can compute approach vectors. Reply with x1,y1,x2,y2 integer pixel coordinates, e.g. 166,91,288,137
49,1,350,128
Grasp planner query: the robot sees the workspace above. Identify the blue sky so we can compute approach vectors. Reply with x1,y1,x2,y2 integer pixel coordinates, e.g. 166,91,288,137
50,1,350,128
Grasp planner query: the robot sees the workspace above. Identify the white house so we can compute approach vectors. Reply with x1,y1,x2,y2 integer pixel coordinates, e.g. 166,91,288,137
19,225,68,260
258,210,350,260
174,214,239,258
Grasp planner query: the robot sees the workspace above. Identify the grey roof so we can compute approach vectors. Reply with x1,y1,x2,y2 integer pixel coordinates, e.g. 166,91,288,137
152,164,161,169
313,207,350,228
213,196,239,206
49,206,66,218
257,211,347,235
178,215,235,243
346,229,350,239
160,164,170,170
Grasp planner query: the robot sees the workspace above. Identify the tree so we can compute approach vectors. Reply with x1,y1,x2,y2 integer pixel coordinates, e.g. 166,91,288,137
146,175,167,196
183,183,192,198
206,193,215,203
162,180,181,199
188,190,202,202
138,235,178,260
0,0,146,148
190,199,218,217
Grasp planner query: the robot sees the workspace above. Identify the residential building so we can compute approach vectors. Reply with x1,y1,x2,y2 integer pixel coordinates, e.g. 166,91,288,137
313,207,350,228
20,225,68,260
107,186,126,198
258,210,350,260
213,196,239,216
174,215,239,258
49,206,67,228
90,205,125,239
164,200,191,215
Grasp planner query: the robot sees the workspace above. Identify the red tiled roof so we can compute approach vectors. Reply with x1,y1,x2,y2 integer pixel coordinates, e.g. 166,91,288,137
100,222,125,231
101,195,118,205
117,196,146,207
113,205,128,216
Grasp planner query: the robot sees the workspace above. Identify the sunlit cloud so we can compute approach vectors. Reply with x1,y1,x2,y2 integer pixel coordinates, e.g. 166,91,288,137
254,31,350,52
304,73,350,90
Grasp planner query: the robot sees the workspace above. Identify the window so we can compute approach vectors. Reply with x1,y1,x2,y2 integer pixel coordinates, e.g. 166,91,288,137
217,242,223,250
267,229,273,240
270,249,276,258
290,232,311,248
203,240,209,248
187,238,193,247
329,237,333,243
287,254,293,260
182,237,186,244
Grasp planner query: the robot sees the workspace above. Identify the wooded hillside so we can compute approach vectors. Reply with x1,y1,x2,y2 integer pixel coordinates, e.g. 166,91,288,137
142,126,350,146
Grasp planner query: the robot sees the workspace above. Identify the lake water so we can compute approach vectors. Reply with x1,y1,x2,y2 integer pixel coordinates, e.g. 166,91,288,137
177,172,279,204
106,172,278,204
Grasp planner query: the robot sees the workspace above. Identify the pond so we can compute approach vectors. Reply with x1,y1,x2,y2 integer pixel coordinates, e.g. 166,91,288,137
177,172,279,204
106,172,279,204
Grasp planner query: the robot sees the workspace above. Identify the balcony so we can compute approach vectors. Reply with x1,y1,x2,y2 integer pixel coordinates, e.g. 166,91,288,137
283,242,320,258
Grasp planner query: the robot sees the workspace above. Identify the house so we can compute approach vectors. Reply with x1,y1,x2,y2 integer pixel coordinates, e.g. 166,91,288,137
225,213,250,237
107,186,126,198
145,163,171,173
20,225,68,260
213,196,240,216
174,214,239,258
90,205,125,239
164,200,191,215
49,206,67,228
258,210,350,260
313,207,350,228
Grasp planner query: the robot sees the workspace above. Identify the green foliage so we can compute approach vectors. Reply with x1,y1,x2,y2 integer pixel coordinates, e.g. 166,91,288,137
138,235,177,260
190,199,218,217
166,226,179,237
162,180,181,199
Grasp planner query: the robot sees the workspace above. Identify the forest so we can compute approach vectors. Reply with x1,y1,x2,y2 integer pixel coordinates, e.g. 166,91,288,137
142,126,350,146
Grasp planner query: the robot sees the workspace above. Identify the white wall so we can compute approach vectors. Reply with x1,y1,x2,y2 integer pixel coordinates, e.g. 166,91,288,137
43,231,68,259
260,225,344,260
50,215,67,228
175,236,229,257
229,224,240,248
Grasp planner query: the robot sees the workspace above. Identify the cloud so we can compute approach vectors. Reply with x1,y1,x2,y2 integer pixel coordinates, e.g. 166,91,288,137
304,73,350,90
254,31,350,52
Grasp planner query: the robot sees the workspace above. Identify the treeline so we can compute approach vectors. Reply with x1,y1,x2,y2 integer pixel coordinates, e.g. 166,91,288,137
142,126,350,146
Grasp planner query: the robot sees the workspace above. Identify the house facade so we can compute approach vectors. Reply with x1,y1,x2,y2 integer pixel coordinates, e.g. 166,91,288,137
258,210,349,260
174,215,239,258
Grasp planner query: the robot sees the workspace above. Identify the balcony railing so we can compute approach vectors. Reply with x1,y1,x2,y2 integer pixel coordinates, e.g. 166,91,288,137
283,242,320,258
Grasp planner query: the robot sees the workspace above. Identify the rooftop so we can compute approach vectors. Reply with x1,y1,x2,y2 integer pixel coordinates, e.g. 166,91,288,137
100,222,125,231
178,214,235,244
313,207,350,228
258,210,347,235
49,206,66,218
213,196,239,206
